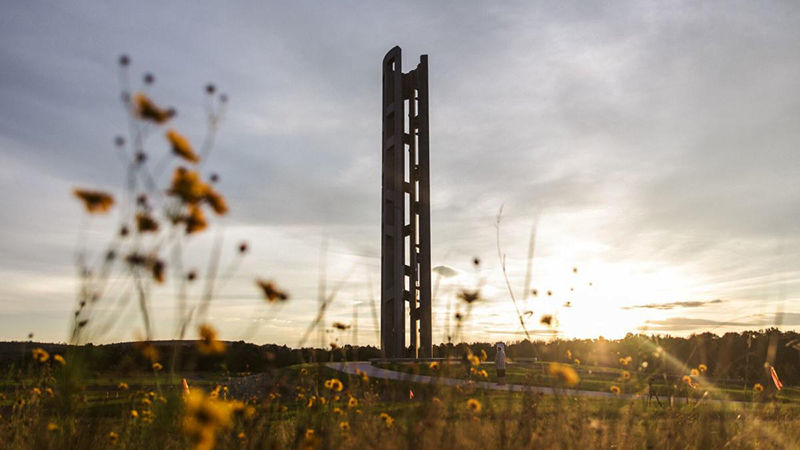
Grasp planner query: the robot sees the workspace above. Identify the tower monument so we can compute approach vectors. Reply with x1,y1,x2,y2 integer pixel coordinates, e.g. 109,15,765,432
381,46,432,358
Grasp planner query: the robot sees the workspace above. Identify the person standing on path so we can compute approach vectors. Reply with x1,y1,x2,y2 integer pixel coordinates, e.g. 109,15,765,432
462,350,472,381
495,344,507,385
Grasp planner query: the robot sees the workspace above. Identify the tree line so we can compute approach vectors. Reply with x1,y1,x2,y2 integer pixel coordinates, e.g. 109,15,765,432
2,328,798,386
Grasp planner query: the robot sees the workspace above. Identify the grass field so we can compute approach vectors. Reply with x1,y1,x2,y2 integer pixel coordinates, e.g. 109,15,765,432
2,358,799,449
375,360,800,404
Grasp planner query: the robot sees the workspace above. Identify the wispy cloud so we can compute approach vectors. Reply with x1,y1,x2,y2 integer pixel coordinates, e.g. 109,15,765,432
639,313,800,332
622,299,723,310
484,329,561,336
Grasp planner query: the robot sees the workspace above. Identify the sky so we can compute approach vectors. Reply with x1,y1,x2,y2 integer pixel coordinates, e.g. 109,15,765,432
1,1,799,347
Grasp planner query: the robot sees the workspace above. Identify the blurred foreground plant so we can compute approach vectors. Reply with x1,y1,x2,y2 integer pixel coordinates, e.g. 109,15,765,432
68,55,271,371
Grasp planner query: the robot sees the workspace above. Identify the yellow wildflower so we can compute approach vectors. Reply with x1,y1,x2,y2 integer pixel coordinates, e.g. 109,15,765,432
325,378,343,392
204,188,228,215
134,92,174,124
166,129,199,163
135,340,160,362
73,189,114,214
53,354,66,366
47,422,59,431
754,383,764,392
458,289,481,304
140,409,155,423
610,385,621,395
619,356,632,366
698,364,708,373
682,375,692,385
305,429,315,440
31,388,42,396
108,431,119,444
690,368,700,377
480,349,488,361
168,167,208,204
130,410,139,419
183,388,234,450
256,279,289,302
152,362,163,371
32,348,49,363
152,259,165,284
184,204,208,234
333,407,344,415
118,382,129,390
469,354,480,367
621,370,631,380
379,412,394,428
548,363,580,387
197,324,226,355
141,398,152,406
45,387,54,397
136,213,159,233
348,396,357,408
210,385,222,399
478,369,489,378
339,421,350,432
429,361,440,371
466,398,482,413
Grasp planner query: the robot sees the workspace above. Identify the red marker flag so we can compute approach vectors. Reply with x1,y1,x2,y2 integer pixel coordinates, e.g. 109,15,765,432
770,366,783,391
409,389,414,400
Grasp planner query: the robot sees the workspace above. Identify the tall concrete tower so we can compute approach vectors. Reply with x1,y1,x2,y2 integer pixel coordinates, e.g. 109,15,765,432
381,46,432,358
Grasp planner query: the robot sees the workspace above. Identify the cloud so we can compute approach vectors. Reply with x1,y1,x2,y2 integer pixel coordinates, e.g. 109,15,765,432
433,265,459,278
622,299,723,310
484,329,561,336
639,312,800,332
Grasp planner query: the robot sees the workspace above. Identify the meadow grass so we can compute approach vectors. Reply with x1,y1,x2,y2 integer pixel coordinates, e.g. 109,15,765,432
2,360,800,449
376,361,800,404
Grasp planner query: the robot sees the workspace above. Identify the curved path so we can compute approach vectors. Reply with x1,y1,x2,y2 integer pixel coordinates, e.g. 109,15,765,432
327,361,627,400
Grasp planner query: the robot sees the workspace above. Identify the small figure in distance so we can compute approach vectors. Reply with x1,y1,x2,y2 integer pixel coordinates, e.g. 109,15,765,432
495,343,507,386
462,349,472,382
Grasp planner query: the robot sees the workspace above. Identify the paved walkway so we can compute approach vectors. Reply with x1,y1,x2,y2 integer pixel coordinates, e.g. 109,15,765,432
327,361,624,399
